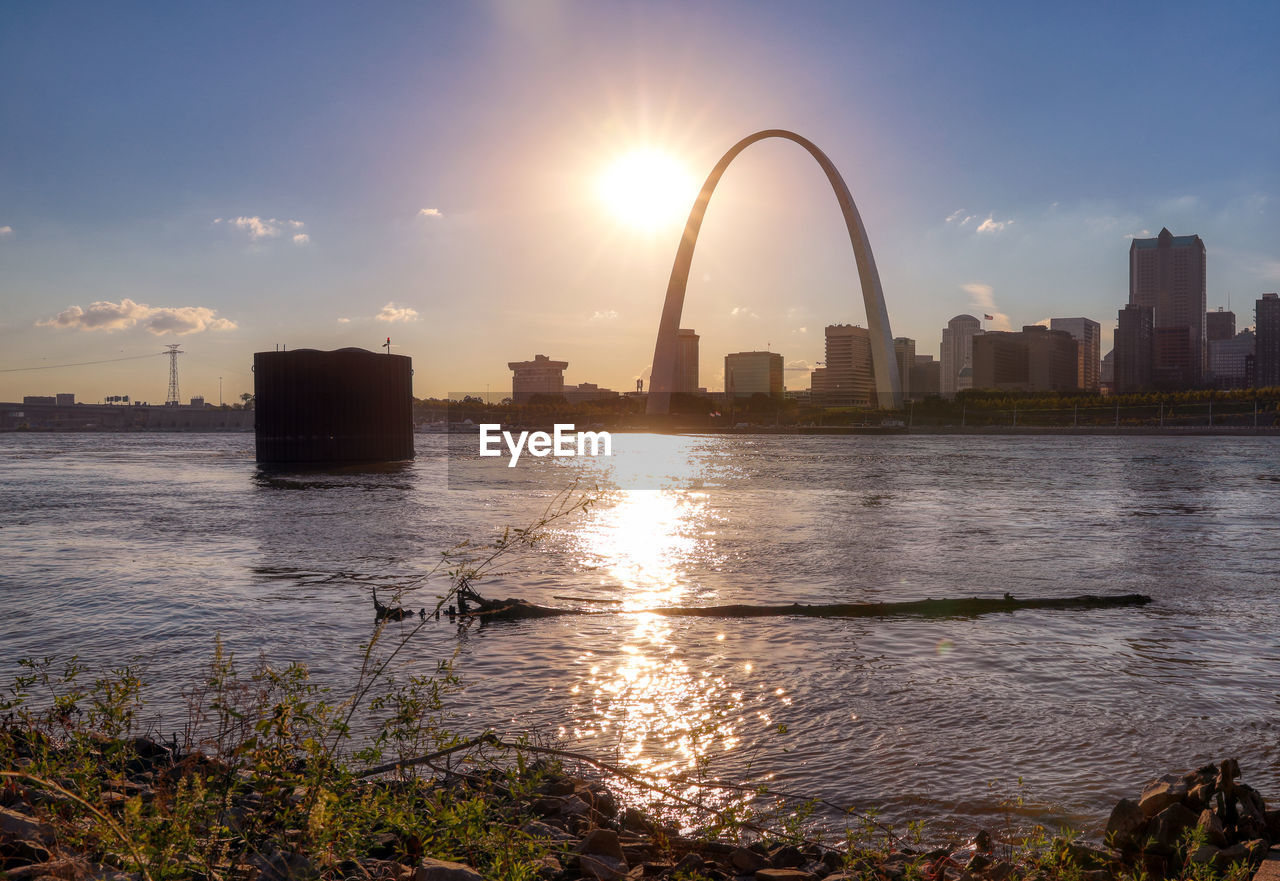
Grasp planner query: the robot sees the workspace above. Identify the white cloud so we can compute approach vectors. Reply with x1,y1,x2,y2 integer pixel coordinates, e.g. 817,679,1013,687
337,317,351,324
0,225,12,236
1124,229,1153,239
785,359,813,373
292,233,310,245
418,208,443,218
946,209,977,226
960,283,1013,331
220,216,307,242
37,298,237,335
730,306,759,319
975,215,1014,234
375,302,419,323
591,310,619,321
795,326,807,334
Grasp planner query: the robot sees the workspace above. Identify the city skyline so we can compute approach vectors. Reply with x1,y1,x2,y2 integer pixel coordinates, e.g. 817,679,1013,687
2,2,1279,403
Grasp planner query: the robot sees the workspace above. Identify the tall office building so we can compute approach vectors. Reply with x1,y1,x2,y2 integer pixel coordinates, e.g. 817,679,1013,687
1049,317,1100,391
1257,294,1280,388
508,354,568,403
1114,304,1154,393
1128,227,1206,387
1206,308,1236,342
892,337,915,400
725,351,783,398
811,324,874,407
940,315,983,398
972,326,1078,392
673,329,700,393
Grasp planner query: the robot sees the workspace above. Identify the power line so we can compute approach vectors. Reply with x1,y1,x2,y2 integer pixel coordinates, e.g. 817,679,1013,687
0,351,167,373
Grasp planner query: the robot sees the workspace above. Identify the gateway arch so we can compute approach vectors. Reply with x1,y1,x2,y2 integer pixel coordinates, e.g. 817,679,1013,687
646,129,902,414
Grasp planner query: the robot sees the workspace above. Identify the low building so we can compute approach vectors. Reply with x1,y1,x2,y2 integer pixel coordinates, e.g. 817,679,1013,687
909,355,941,399
563,383,620,404
1209,329,1256,389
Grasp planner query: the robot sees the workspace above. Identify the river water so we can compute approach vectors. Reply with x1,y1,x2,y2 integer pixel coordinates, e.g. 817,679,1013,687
2,432,1278,838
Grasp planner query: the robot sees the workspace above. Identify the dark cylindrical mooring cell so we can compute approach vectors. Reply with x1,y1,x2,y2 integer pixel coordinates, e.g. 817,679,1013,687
254,348,414,463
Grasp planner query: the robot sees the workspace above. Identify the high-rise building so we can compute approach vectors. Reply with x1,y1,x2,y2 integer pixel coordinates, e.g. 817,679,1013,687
725,351,783,398
892,337,915,400
1114,304,1154,393
972,326,1078,392
1209,330,1256,389
940,315,983,398
674,329,700,394
910,355,940,399
1206,308,1235,342
810,324,874,406
1100,349,1115,390
1049,317,1100,391
1129,227,1206,387
1257,293,1280,388
508,354,568,403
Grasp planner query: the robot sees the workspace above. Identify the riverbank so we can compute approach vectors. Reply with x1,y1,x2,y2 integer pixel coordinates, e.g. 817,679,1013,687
3,720,1278,881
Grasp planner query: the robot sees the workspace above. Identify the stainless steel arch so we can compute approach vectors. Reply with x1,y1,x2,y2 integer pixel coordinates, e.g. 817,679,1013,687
646,129,902,414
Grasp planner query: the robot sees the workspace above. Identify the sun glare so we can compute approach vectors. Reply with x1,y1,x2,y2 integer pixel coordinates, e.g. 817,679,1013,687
596,149,696,231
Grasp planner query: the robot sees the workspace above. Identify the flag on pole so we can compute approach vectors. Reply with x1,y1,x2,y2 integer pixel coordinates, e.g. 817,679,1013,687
983,314,994,321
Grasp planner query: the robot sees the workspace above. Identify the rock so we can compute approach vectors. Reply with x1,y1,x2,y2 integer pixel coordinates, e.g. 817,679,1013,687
1188,843,1220,866
1064,843,1113,870
965,854,992,872
1149,802,1198,854
621,808,656,835
414,857,485,881
580,853,629,881
1186,783,1213,810
534,855,562,877
674,853,705,873
755,870,815,881
1266,810,1280,842
1139,775,1188,818
561,795,592,818
1214,843,1249,870
984,861,1015,881
732,848,768,873
0,837,51,867
522,820,574,842
1197,808,1228,847
1245,840,1271,863
1104,798,1146,852
0,806,56,846
580,829,626,862
769,845,805,869
1079,872,1110,881
250,850,314,881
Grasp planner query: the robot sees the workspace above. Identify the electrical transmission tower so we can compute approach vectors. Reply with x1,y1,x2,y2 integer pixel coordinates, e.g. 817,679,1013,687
165,344,184,405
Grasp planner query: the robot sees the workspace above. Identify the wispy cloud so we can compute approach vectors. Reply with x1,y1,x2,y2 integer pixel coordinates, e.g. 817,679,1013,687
1124,229,1153,239
945,209,977,226
785,359,814,373
37,298,237,335
0,225,12,236
975,215,1014,234
591,310,619,321
337,317,351,324
375,302,419,323
215,216,308,242
418,208,443,218
961,283,1013,331
730,306,759,319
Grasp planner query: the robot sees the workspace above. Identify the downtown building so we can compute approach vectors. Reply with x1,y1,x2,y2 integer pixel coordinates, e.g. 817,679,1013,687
508,354,568,404
892,337,915,400
1049,317,1100,391
1258,293,1280,388
1124,227,1207,388
940,314,984,398
971,325,1078,393
724,351,783,398
810,324,874,407
673,328,700,394
1114,304,1154,393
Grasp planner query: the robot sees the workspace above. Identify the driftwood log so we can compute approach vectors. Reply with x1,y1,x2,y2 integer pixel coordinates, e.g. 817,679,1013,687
464,593,1152,623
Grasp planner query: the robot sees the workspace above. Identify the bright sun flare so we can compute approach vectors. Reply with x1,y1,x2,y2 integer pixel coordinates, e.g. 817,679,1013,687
596,149,696,231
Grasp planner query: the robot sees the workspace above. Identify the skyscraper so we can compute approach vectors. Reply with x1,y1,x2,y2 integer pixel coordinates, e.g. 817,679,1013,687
1128,227,1206,387
1114,305,1153,393
1257,294,1280,388
892,337,915,400
1206,308,1236,342
972,326,1078,392
725,351,783,398
1049,317,1100,391
940,315,983,398
673,329,700,393
811,324,874,406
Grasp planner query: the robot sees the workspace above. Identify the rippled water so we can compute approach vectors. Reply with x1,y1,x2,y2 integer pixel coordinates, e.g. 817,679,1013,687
3,432,1279,837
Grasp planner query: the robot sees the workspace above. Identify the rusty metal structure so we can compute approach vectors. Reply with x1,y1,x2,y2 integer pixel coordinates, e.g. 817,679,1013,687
254,347,413,464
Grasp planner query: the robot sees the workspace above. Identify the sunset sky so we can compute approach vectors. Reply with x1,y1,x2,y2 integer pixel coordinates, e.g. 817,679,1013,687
2,1,1278,403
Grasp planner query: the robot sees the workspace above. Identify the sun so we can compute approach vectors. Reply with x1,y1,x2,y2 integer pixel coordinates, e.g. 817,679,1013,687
596,148,697,232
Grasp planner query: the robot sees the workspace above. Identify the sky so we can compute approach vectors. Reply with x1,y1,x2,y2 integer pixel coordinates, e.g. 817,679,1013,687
2,0,1279,402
